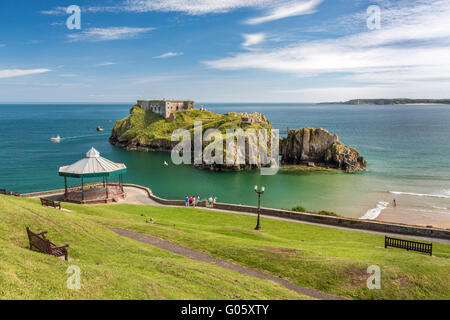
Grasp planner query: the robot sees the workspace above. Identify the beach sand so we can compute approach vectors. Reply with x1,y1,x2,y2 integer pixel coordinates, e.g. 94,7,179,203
377,207,450,230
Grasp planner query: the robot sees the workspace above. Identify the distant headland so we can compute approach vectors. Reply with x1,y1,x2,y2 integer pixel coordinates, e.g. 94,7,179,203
318,98,450,105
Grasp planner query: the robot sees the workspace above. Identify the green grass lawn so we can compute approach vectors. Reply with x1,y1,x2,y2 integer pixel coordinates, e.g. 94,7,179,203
2,195,449,300
63,202,450,300
0,195,310,300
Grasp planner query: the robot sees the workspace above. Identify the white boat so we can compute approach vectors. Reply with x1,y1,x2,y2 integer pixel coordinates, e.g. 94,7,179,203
50,135,61,142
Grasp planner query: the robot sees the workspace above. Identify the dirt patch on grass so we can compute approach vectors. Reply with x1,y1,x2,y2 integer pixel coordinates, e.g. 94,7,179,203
346,266,368,287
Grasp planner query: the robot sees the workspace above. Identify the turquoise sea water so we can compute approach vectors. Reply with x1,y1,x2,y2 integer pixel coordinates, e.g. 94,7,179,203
1,103,449,218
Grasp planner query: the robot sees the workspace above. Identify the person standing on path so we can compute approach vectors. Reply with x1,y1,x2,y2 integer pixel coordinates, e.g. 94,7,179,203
208,196,213,208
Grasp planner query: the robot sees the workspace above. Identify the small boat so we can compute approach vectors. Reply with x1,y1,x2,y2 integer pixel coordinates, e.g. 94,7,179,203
50,135,61,142
97,126,104,132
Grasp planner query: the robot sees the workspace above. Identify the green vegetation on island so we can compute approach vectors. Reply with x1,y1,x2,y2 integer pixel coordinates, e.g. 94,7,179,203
319,98,450,105
110,105,272,150
2,195,449,300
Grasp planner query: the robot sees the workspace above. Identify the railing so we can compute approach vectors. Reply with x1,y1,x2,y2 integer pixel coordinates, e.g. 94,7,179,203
385,236,432,256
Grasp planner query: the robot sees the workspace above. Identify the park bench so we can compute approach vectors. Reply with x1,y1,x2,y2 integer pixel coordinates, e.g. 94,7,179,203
385,236,432,256
26,227,69,260
40,198,61,210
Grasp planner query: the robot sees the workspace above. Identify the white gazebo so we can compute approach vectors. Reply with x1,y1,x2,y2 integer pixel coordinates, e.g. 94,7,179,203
59,147,127,203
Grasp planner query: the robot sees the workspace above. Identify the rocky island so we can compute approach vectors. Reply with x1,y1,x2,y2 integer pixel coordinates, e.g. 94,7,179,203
110,101,366,173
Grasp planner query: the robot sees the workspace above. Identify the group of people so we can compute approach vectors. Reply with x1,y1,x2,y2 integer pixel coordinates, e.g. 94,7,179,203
184,195,217,208
185,195,200,207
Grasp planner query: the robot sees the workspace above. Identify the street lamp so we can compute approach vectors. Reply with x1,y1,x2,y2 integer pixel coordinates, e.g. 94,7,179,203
254,185,265,230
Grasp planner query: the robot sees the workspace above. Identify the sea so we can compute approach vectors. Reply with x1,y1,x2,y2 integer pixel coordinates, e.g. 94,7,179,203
1,103,449,220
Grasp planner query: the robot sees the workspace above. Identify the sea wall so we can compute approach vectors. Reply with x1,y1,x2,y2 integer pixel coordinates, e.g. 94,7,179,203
123,184,450,240
21,184,450,240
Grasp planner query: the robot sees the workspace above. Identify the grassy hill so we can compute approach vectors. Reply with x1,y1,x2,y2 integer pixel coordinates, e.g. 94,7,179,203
0,195,308,300
2,195,449,300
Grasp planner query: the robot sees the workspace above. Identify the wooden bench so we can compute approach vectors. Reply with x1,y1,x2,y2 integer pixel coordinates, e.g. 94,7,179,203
385,236,432,256
26,227,69,260
40,198,61,210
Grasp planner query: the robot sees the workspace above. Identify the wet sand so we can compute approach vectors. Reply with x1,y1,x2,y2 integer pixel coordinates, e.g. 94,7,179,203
377,207,450,230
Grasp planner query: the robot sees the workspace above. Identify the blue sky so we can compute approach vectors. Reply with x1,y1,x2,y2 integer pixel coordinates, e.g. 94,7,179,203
0,0,449,102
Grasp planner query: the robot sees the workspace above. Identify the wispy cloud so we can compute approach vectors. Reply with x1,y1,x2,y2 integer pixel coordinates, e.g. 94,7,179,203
40,6,67,15
0,69,51,79
96,61,118,67
154,52,184,59
242,33,266,47
246,0,323,24
45,0,321,24
68,27,155,42
205,0,450,86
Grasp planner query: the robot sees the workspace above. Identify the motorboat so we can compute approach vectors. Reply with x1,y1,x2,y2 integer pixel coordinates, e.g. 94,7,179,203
50,135,61,142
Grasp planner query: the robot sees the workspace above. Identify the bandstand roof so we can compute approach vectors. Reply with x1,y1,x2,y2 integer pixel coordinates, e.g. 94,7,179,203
59,147,127,178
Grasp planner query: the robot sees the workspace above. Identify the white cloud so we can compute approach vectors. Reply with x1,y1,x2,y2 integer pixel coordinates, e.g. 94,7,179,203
68,27,155,42
242,33,266,47
0,69,51,79
246,0,323,24
96,61,118,66
122,0,271,14
205,0,450,89
40,7,67,15
154,52,184,59
60,0,321,23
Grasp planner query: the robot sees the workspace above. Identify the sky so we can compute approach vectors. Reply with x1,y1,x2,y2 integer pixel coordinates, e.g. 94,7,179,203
0,0,449,103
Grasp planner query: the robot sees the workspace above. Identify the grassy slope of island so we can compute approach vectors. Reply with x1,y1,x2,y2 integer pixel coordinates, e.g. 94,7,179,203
2,195,448,300
0,195,308,300
111,105,272,148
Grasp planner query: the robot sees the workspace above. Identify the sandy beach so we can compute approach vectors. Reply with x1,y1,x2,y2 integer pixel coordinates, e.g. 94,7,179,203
377,207,450,230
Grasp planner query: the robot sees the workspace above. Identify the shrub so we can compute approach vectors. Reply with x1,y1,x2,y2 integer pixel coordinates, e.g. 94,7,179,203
291,205,308,213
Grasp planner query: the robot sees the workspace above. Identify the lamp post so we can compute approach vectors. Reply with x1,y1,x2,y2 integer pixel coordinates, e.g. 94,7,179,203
254,185,265,230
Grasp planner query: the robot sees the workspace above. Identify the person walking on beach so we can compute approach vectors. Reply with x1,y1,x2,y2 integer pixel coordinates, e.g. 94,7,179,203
184,196,189,207
393,199,397,207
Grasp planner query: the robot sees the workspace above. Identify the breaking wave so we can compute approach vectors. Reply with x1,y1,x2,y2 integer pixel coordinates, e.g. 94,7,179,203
360,201,390,220
389,190,450,199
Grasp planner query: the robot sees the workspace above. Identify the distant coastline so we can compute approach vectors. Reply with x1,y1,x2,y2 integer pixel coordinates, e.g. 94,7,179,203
318,98,450,105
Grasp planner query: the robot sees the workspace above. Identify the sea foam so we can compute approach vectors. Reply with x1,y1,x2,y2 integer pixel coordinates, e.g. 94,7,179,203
360,201,390,220
389,190,450,199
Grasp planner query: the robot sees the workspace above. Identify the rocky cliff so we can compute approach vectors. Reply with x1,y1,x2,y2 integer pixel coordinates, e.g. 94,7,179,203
280,128,366,172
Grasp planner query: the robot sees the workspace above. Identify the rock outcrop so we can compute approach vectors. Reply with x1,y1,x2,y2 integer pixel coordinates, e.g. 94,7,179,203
280,128,366,172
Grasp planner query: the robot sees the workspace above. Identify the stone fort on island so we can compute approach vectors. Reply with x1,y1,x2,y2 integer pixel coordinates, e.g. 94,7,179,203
137,99,195,121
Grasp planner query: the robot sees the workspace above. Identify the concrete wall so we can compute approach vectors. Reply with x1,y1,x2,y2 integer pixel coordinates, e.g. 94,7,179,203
21,183,450,240
122,184,450,240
